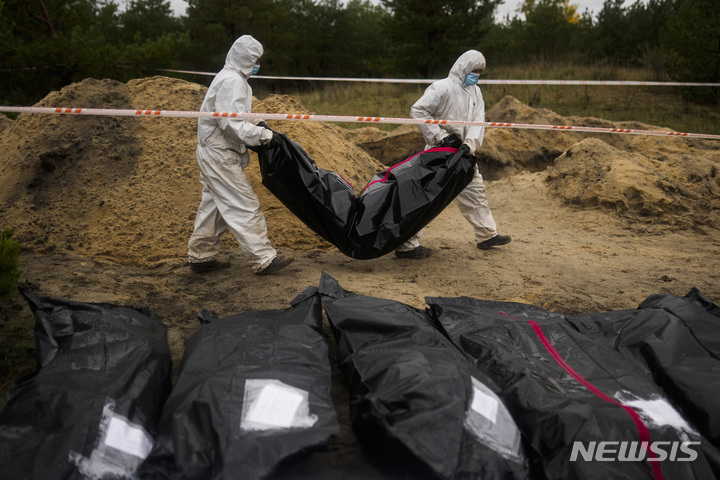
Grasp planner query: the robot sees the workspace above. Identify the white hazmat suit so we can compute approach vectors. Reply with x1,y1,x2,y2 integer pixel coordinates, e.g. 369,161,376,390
397,50,502,253
187,35,278,272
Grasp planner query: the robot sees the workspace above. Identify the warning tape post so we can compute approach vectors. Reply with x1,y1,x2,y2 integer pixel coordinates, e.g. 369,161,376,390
1,105,718,141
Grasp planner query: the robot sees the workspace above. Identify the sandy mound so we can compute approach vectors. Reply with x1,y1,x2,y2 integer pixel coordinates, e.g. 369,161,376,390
1,77,718,268
482,95,720,182
0,114,13,134
481,96,719,230
342,124,426,166
0,78,149,262
546,138,720,229
479,96,578,178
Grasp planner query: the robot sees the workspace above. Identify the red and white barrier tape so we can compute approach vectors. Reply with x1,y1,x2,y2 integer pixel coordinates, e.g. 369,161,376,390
1,105,719,140
156,69,720,87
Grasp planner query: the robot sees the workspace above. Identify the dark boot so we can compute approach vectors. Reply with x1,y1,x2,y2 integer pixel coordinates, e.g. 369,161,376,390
395,246,433,259
477,235,511,250
256,255,294,275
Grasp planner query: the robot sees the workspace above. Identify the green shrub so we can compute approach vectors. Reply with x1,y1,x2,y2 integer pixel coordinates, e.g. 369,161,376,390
0,228,22,303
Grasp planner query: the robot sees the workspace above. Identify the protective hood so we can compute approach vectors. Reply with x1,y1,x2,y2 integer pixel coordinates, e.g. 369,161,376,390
449,50,486,84
225,35,263,77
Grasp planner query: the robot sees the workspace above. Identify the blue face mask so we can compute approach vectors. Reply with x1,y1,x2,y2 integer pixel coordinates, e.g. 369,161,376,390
251,64,260,75
465,72,480,87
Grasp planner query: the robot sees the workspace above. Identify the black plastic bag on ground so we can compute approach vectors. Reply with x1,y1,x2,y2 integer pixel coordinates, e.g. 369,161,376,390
0,290,172,480
318,273,530,480
257,133,476,259
566,287,720,448
427,296,720,480
138,287,338,480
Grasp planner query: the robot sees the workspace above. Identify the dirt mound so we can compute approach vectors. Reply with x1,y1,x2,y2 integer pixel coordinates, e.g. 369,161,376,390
479,96,719,230
0,114,13,134
479,96,591,179
546,138,720,230
482,95,720,183
342,124,425,166
0,78,148,262
0,76,383,266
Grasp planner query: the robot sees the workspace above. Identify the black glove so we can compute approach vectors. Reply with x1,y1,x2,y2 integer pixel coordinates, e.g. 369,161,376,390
439,134,462,149
458,144,470,154
257,121,270,129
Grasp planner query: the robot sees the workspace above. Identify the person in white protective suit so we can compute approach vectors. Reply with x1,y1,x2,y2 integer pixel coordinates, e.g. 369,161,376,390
187,35,294,274
395,49,511,259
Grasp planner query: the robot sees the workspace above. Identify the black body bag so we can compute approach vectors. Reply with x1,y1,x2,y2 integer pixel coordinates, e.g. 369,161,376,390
257,133,476,259
566,287,720,449
427,296,720,480
138,287,338,480
0,290,172,480
318,273,530,480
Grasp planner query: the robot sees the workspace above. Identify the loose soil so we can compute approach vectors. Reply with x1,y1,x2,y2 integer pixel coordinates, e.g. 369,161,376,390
1,76,719,479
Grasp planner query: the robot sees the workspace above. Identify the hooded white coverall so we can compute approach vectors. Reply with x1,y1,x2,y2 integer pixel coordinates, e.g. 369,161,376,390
187,35,277,272
397,49,499,252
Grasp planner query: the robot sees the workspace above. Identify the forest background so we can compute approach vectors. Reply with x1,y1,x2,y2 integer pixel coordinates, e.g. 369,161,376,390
1,0,718,113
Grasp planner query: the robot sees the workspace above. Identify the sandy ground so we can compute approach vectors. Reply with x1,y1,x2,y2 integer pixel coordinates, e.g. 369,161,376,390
1,76,719,478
